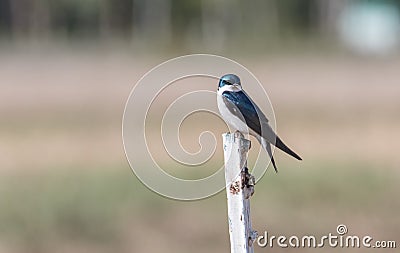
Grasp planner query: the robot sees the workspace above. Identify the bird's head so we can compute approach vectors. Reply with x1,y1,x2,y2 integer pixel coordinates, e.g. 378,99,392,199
218,74,242,91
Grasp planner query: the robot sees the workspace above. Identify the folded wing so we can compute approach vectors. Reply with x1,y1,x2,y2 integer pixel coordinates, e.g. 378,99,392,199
222,90,302,162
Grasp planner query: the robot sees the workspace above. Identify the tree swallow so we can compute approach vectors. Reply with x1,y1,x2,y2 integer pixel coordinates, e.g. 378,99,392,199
217,74,302,172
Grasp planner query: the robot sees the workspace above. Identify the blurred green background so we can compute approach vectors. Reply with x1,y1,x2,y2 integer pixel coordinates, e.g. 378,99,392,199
1,0,400,252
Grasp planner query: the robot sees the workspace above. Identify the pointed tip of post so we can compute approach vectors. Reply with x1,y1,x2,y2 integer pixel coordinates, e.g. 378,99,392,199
222,131,247,140
222,132,251,151
234,130,244,139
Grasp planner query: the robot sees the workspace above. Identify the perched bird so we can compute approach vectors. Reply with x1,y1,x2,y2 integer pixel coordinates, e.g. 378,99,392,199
217,74,301,172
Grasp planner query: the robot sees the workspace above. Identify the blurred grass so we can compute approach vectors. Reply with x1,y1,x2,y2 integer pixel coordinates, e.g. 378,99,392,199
0,167,131,243
0,162,398,253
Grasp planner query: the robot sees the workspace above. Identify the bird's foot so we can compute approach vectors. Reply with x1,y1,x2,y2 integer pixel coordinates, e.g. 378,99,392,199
234,130,244,138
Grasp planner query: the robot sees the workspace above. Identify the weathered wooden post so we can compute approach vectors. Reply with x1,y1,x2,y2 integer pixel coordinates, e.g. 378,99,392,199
223,132,257,253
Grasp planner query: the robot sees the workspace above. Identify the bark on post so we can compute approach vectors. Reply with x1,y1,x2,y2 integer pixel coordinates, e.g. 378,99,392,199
223,132,257,253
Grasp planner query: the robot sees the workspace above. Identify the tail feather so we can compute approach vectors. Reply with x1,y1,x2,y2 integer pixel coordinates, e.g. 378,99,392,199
258,136,278,172
259,124,302,161
265,141,278,173
256,134,301,172
275,136,302,161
